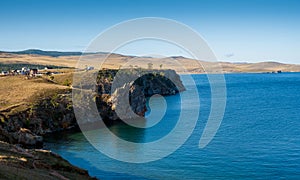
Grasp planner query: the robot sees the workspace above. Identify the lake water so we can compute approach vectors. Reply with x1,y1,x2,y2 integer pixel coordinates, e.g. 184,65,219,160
45,73,300,179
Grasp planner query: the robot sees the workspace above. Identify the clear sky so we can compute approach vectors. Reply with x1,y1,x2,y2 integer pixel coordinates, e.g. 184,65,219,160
0,0,299,64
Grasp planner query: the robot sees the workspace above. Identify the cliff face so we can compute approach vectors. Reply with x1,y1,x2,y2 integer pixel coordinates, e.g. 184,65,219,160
0,92,75,148
87,69,185,123
0,69,185,147
132,70,185,96
92,83,144,123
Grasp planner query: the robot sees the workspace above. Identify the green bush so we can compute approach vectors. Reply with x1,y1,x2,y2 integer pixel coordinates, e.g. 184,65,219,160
63,79,71,86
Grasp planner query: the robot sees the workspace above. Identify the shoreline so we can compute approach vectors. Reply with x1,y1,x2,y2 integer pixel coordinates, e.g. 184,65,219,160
178,70,300,75
1,69,299,179
0,140,97,179
0,68,185,178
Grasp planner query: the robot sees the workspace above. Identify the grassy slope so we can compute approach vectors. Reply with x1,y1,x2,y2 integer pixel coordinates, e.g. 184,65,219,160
1,52,300,73
0,73,96,179
0,75,70,115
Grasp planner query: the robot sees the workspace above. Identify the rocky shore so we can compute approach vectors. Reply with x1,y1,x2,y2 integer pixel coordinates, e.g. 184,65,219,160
0,91,76,148
73,69,185,124
0,69,184,147
0,140,96,179
0,68,184,178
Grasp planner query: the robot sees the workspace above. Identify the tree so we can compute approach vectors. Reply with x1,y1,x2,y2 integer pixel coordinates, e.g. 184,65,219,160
147,63,153,70
159,64,163,69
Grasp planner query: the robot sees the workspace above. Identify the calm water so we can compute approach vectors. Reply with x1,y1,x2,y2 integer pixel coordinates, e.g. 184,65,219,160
45,73,300,179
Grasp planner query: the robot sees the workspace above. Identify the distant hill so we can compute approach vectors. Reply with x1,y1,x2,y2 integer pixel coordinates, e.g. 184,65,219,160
0,49,300,73
0,49,83,57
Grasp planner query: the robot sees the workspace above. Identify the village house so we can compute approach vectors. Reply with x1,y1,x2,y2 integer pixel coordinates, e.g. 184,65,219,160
86,66,94,71
30,68,38,76
0,67,43,77
1,71,8,76
21,67,30,75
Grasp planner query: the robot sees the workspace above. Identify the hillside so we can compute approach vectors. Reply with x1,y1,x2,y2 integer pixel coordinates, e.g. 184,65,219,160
0,76,69,113
0,49,83,57
1,50,300,73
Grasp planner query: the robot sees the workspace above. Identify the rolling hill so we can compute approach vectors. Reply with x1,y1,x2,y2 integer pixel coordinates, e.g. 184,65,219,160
1,49,300,73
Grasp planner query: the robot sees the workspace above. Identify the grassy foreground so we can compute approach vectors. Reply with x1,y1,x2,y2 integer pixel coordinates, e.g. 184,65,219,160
0,74,72,115
0,72,98,179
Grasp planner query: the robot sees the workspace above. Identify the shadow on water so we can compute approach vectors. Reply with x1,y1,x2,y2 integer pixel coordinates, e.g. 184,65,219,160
101,92,182,143
108,120,146,143
45,73,300,179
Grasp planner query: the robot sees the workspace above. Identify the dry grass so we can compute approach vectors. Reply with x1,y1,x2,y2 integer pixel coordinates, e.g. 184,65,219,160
0,75,69,113
1,52,300,74
0,53,79,67
1,52,300,114
51,72,74,86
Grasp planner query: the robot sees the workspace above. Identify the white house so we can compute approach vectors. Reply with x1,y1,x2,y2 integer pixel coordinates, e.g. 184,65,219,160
86,66,94,71
1,71,8,75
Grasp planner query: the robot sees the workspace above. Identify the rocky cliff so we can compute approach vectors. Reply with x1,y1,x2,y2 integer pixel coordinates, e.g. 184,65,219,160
0,91,75,148
0,69,185,148
0,141,96,179
74,68,185,124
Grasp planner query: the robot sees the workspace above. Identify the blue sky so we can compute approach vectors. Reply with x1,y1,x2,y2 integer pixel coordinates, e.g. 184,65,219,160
0,0,299,63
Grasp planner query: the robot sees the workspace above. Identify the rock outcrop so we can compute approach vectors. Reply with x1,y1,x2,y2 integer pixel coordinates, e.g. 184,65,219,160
74,69,185,124
17,128,43,148
0,92,76,148
0,69,185,147
0,141,96,180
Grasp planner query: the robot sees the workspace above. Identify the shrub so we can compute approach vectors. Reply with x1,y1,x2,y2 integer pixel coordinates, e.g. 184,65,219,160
63,79,71,86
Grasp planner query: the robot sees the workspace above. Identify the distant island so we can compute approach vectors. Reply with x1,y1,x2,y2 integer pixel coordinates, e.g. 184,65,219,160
1,49,300,73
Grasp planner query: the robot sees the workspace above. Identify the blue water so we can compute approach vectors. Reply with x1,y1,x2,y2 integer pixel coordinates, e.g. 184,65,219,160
45,73,300,179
